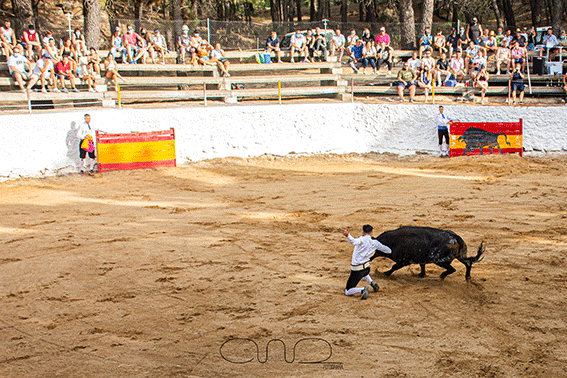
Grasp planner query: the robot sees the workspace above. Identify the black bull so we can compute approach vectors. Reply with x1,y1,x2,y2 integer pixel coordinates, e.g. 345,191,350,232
370,226,484,281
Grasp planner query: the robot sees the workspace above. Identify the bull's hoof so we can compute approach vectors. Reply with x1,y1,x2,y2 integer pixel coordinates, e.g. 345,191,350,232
418,272,426,278
382,271,392,277
440,273,448,280
465,275,471,282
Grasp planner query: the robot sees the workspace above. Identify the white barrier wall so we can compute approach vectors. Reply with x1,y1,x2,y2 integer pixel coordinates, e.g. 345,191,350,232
1,103,566,180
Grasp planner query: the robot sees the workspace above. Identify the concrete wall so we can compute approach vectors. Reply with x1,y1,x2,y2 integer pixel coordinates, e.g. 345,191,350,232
1,103,566,180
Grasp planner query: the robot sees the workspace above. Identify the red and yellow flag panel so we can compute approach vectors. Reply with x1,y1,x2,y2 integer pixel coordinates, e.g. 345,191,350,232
96,129,176,172
449,120,523,157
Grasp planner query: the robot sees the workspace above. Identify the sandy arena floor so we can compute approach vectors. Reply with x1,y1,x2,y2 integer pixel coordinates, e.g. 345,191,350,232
1,153,566,378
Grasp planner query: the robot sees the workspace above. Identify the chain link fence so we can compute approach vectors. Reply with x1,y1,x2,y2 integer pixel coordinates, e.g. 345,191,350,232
5,16,456,51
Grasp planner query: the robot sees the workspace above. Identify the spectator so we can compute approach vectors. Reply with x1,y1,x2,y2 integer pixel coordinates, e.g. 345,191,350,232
458,26,468,49
77,56,96,92
347,29,359,47
123,24,143,63
110,27,126,61
190,30,203,64
361,40,377,74
210,42,230,77
421,49,435,72
290,29,309,63
563,73,567,95
475,66,489,104
306,29,315,61
55,53,79,92
446,28,459,57
7,44,30,91
435,52,451,86
265,31,282,63
150,29,167,65
436,105,455,157
511,28,526,47
407,51,421,71
502,29,513,46
87,47,101,77
177,25,192,64
470,49,487,79
26,54,55,93
72,28,88,56
331,29,346,62
41,30,53,51
496,39,511,75
60,38,78,72
104,52,125,91
22,24,41,60
134,27,150,63
419,27,433,59
196,40,214,65
376,41,393,75
484,31,498,55
312,27,328,61
361,28,373,43
480,28,490,46
396,61,416,102
433,28,447,56
375,26,390,46
510,62,525,105
467,17,482,44
464,40,482,73
527,27,538,50
348,39,364,74
558,31,567,47
510,40,527,71
449,50,466,82
495,27,505,46
1,20,17,57
44,37,60,63
417,66,432,103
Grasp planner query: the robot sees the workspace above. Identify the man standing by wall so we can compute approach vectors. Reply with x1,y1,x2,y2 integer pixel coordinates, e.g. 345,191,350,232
76,114,97,174
436,106,456,157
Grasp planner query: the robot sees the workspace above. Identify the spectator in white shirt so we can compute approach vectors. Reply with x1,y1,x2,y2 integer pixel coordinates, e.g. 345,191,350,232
331,28,346,62
26,55,55,92
1,20,17,56
290,29,309,63
7,44,30,91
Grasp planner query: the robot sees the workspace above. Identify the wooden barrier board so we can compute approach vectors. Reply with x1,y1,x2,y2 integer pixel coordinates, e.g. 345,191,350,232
450,120,523,157
96,129,176,172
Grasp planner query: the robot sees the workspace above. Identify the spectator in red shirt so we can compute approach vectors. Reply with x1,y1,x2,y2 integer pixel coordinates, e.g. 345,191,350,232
123,24,144,63
22,24,41,60
55,53,78,92
375,27,390,46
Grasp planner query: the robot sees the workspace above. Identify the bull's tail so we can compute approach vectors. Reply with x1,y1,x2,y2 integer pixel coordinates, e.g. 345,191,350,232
465,241,485,264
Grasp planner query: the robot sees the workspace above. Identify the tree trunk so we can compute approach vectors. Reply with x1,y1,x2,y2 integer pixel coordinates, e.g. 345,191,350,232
398,0,415,50
419,0,433,36
529,0,543,27
296,0,302,21
11,0,34,37
359,0,365,22
501,0,516,29
310,0,316,21
133,0,143,29
83,0,101,48
490,0,504,29
451,1,459,30
552,0,563,36
340,0,347,23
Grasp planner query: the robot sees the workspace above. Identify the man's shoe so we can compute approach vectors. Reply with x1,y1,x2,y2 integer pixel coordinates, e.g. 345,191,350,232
370,281,379,292
361,286,370,300
62,87,69,93
72,87,79,92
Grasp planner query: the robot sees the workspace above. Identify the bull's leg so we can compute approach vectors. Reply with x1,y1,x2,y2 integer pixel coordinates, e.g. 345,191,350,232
383,262,409,277
418,264,426,278
457,258,473,281
435,262,456,279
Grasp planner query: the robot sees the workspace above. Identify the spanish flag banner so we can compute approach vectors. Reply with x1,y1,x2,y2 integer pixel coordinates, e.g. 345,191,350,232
449,120,523,157
96,129,176,172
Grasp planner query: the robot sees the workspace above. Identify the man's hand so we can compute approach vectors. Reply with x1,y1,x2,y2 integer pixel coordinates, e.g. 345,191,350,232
341,228,349,237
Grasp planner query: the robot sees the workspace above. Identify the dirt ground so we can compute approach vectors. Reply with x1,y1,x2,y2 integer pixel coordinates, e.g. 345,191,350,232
1,153,566,378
